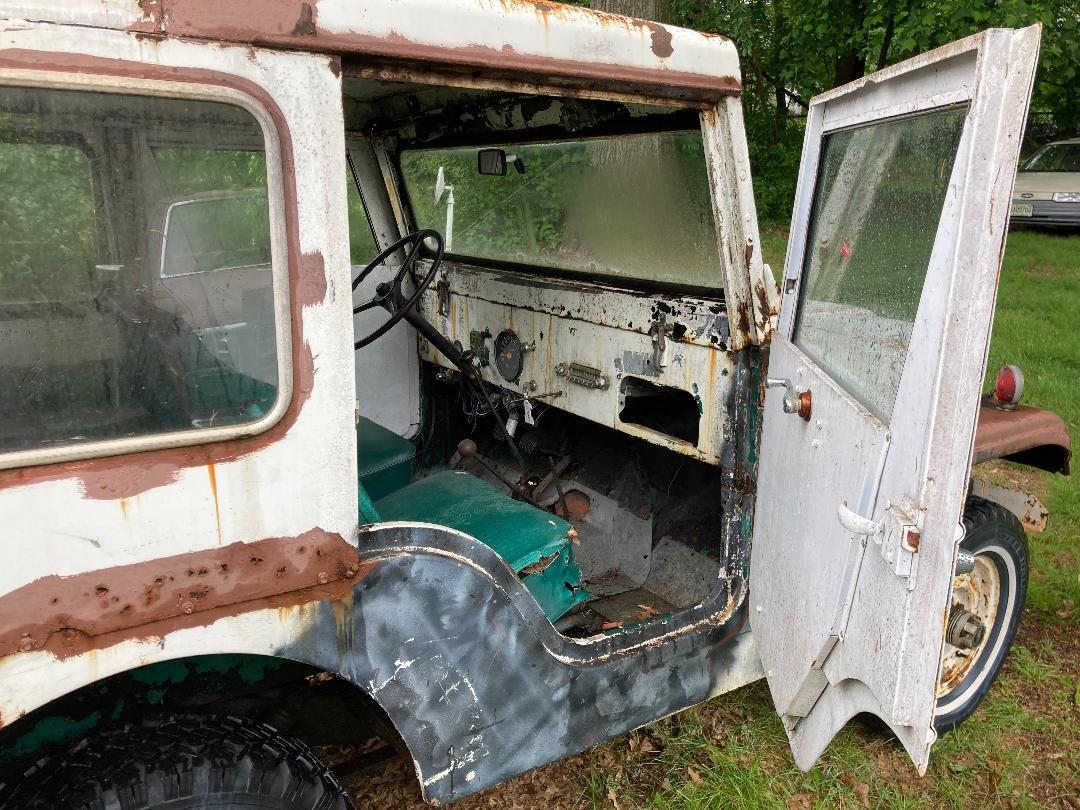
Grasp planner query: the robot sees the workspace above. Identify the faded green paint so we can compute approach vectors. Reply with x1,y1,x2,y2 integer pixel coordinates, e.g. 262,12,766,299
374,469,588,620
356,416,416,502
130,657,192,686
0,711,102,763
0,655,292,764
191,653,284,684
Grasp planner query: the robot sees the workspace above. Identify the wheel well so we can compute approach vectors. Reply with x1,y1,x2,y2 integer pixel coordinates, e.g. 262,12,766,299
0,653,402,772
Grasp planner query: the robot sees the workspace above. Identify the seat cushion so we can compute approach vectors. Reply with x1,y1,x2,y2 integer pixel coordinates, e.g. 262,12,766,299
373,470,588,621
356,416,416,501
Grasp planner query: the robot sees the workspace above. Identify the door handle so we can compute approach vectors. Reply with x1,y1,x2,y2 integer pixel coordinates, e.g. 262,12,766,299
765,377,813,420
837,501,883,535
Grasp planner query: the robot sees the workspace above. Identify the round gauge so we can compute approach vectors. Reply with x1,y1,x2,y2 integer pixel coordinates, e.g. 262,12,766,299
494,329,524,382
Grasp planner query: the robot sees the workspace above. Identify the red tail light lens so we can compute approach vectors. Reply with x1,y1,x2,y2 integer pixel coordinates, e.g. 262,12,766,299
994,364,1025,406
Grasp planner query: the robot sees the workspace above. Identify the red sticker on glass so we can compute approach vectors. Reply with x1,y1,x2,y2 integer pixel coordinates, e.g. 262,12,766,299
839,239,853,258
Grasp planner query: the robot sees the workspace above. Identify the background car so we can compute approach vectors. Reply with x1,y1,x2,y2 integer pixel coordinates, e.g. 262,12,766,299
1010,137,1080,229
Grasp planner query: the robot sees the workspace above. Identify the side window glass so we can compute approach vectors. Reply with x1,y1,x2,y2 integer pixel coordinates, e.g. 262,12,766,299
791,107,967,422
0,85,282,458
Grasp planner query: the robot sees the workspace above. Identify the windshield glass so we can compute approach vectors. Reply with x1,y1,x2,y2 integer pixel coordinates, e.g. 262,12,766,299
400,130,723,290
1022,142,1080,172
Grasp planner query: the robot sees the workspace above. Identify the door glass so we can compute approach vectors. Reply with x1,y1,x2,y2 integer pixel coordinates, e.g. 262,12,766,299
792,107,967,421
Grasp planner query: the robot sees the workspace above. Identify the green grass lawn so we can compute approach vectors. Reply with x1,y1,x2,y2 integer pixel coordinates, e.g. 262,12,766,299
574,229,1080,810
354,230,1079,810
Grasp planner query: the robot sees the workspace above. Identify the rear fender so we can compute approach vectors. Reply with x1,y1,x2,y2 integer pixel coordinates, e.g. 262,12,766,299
974,402,1071,474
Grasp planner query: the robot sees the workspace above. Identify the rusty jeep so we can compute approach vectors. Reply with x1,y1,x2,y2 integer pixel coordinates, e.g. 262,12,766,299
0,2,1070,806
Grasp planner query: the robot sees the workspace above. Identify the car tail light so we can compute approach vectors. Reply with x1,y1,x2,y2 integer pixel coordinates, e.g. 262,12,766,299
994,364,1024,409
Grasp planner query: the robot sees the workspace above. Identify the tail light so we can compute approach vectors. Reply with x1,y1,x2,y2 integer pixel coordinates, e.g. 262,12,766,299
993,364,1025,409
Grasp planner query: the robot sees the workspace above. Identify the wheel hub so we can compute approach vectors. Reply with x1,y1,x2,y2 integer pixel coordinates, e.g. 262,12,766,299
945,605,986,650
937,553,1001,698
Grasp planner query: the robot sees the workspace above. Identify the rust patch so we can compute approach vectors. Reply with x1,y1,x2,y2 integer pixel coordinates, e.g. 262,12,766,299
0,530,371,661
207,464,222,543
644,22,674,58
735,301,751,340
520,551,560,575
295,251,328,309
122,1,740,103
293,2,318,36
753,281,773,320
142,0,321,40
974,402,1072,474
0,52,321,499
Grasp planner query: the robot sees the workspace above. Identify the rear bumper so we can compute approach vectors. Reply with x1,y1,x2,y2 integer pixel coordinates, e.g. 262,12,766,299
1009,199,1080,228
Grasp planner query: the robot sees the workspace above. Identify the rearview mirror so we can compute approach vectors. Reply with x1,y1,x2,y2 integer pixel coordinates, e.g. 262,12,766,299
478,148,526,176
477,148,507,176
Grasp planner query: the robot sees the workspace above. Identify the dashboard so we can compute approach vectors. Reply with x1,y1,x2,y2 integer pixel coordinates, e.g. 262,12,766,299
418,264,737,466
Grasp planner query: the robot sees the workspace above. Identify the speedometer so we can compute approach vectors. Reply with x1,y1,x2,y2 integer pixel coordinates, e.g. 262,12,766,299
494,329,524,382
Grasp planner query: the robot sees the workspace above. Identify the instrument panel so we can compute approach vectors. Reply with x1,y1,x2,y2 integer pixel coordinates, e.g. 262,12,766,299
419,264,737,466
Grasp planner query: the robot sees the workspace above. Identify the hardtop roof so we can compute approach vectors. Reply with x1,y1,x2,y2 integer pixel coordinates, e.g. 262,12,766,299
0,0,742,104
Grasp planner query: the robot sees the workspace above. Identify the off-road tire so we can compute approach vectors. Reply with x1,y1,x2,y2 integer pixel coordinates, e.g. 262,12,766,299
934,494,1029,733
1,714,353,810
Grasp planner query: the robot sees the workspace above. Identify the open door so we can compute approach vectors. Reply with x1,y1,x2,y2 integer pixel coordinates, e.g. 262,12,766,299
750,26,1041,771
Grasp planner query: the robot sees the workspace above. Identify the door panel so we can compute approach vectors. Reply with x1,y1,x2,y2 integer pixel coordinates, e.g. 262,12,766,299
750,26,1040,771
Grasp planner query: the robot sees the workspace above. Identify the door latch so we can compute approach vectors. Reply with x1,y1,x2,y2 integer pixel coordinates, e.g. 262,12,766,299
837,500,921,587
765,377,812,420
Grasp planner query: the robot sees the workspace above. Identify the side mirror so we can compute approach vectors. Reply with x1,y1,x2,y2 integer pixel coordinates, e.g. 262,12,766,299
477,148,526,176
477,148,507,176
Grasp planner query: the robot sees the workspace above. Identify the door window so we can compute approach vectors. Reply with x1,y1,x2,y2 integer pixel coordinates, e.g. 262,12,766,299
792,107,967,421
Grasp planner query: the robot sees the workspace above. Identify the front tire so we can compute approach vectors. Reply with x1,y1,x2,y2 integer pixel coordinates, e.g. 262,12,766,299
2,715,353,810
934,495,1029,733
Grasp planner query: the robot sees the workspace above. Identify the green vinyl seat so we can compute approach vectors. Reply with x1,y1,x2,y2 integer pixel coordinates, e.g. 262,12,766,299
356,416,416,501
372,470,588,621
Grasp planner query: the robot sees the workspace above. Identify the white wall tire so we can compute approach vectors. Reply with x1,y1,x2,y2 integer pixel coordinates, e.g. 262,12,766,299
934,495,1029,733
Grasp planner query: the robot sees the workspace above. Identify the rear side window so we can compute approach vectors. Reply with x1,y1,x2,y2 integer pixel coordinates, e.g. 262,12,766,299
0,85,284,461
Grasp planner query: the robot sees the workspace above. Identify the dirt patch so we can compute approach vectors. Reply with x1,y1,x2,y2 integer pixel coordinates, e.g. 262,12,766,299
1020,265,1065,278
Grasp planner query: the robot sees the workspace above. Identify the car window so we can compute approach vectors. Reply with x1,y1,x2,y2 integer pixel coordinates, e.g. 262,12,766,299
1022,142,1080,172
400,130,723,290
0,85,282,457
792,107,967,422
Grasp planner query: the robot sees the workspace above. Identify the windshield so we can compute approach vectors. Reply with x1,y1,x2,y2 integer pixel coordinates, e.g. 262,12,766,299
400,130,723,290
1022,142,1080,172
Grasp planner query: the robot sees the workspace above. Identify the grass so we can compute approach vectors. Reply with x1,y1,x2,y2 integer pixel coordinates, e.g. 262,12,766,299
353,230,1080,809
577,229,1080,810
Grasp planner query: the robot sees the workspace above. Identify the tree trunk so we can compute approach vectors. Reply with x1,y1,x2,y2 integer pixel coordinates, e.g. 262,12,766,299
590,0,672,22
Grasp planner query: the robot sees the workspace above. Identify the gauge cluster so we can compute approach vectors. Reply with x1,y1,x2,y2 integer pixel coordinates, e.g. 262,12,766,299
419,263,736,466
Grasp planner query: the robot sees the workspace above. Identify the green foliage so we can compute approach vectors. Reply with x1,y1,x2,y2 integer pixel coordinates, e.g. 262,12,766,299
0,142,97,301
667,0,1080,225
399,131,724,288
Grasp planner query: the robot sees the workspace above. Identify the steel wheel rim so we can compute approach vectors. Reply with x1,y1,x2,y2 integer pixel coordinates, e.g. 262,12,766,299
937,553,1001,699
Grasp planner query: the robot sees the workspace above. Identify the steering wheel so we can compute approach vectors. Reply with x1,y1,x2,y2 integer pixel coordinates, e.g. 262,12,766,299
353,229,443,349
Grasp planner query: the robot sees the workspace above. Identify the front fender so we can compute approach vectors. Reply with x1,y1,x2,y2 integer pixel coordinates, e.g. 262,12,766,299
302,523,758,803
0,523,758,804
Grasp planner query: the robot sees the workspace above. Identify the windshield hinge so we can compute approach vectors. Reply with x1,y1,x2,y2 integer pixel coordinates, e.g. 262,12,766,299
648,315,674,372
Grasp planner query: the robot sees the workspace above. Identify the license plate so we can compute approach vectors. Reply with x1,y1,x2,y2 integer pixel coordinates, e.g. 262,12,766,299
1010,203,1033,216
